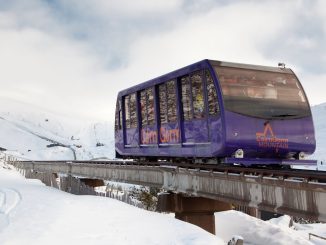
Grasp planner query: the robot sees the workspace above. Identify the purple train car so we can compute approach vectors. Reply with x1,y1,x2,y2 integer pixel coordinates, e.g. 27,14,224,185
115,60,316,166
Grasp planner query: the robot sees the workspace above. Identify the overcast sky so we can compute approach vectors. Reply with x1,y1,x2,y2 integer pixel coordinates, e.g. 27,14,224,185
0,0,325,122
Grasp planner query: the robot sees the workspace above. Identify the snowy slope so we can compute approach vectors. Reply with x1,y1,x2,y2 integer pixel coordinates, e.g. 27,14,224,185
0,117,73,160
0,160,223,245
215,211,326,245
74,122,115,160
311,102,326,162
0,97,114,160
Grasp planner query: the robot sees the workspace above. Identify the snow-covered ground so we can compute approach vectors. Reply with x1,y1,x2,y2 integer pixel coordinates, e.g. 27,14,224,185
1,159,326,245
215,211,326,245
0,160,223,245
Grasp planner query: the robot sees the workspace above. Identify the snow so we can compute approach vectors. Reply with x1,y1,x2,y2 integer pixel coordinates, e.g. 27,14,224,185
1,160,326,244
215,211,326,245
293,103,326,171
0,160,223,245
0,97,115,160
311,102,326,162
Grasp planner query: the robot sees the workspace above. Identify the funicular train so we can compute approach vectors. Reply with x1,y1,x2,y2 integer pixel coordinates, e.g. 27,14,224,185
115,59,316,166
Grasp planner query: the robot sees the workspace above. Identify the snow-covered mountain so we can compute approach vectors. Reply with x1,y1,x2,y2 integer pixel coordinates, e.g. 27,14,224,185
0,97,114,160
0,96,325,162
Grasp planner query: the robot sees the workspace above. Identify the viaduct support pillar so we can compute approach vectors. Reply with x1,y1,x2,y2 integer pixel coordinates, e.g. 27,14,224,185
157,193,232,234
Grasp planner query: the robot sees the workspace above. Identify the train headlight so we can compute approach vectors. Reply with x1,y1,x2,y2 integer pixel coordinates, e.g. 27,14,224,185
235,149,244,158
298,152,305,160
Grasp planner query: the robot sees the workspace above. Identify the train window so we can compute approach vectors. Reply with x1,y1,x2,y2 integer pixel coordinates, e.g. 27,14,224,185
191,72,205,119
206,70,219,116
115,100,122,131
119,100,123,129
130,93,137,128
140,88,155,126
140,90,147,126
181,76,192,121
115,101,119,131
160,80,177,124
124,94,137,129
159,84,168,124
147,88,155,125
215,66,310,119
124,95,131,129
167,80,177,122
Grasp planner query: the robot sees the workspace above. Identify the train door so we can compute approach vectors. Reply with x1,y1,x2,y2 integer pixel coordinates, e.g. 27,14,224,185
123,93,139,147
180,70,209,145
140,87,157,146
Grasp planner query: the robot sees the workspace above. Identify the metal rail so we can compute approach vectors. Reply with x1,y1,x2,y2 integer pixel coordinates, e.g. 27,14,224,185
309,233,326,241
10,159,326,222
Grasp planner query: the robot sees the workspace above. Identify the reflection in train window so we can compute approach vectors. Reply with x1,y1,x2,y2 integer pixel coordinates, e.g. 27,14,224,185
141,88,155,126
191,72,205,119
147,88,155,125
130,93,137,128
215,66,310,119
140,90,147,126
159,84,167,124
181,76,192,121
124,95,131,128
115,100,123,131
115,100,119,131
160,80,177,124
206,70,219,116
167,80,177,122
119,100,123,129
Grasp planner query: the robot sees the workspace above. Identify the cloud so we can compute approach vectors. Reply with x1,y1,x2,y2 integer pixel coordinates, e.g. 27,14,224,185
261,0,326,75
0,0,325,123
0,18,112,121
124,1,291,86
125,0,326,104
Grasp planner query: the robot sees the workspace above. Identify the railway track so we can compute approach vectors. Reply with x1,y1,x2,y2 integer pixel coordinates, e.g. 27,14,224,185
14,159,326,183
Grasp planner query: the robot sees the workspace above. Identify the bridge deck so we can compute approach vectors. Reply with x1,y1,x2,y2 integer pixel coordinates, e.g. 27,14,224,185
10,160,326,222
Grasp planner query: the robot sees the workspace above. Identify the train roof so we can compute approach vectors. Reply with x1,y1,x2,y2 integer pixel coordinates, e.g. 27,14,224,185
118,59,294,97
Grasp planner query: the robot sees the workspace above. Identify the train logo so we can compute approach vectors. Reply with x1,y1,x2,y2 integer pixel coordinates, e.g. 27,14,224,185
256,123,289,151
160,127,180,143
141,127,180,144
141,129,157,144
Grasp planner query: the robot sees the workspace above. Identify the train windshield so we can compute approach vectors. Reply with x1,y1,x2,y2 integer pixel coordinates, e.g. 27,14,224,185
214,66,311,119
